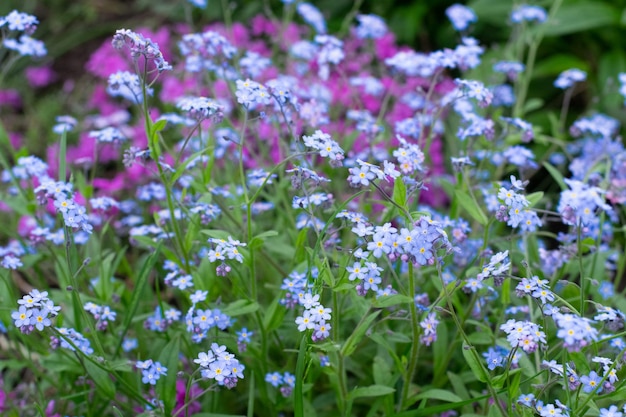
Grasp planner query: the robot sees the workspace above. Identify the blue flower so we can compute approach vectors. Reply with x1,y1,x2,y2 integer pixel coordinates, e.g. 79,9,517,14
446,4,477,31
580,370,602,394
554,68,586,89
265,372,283,387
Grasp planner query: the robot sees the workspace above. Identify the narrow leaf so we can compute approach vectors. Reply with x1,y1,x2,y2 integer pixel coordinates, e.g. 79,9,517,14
542,161,567,191
294,336,307,417
454,190,488,225
84,361,115,399
348,385,395,401
341,310,381,357
461,342,488,383
392,177,407,209
116,244,161,355
409,389,462,403
157,337,180,415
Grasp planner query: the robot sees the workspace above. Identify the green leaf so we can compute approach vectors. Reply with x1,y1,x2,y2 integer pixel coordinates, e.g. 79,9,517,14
293,228,309,265
294,336,307,417
84,361,115,399
371,294,414,308
454,190,488,225
262,296,286,332
526,192,543,207
488,404,505,417
522,98,543,114
467,331,493,345
447,372,470,400
461,343,488,383
492,367,522,389
157,337,180,415
544,2,619,37
116,244,161,355
341,310,381,356
150,118,167,137
390,393,490,417
249,230,279,250
533,54,590,78
542,162,567,191
468,0,514,25
508,368,522,399
348,385,395,401
409,389,462,403
59,130,67,182
221,300,259,317
372,356,393,386
170,147,210,185
598,50,626,111
392,177,407,209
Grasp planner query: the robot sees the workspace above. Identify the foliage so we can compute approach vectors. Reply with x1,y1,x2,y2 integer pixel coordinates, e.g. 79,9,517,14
1,2,626,417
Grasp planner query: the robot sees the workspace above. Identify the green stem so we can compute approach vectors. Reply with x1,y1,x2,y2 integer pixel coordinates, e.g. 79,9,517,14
437,261,509,417
400,262,420,410
513,0,564,118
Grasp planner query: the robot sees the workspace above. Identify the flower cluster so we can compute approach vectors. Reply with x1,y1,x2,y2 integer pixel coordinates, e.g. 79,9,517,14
52,327,94,355
112,29,172,72
295,292,332,342
206,236,246,276
515,276,555,304
265,371,296,397
350,216,453,267
11,290,59,334
176,96,224,121
500,319,546,353
302,130,345,166
1,10,46,57
136,359,168,385
84,302,117,331
35,178,93,234
185,306,232,344
496,180,541,232
194,343,244,389
347,159,399,188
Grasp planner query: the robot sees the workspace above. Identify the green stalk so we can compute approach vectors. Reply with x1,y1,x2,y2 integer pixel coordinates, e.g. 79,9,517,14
399,261,421,410
436,261,509,417
513,0,564,118
139,63,190,271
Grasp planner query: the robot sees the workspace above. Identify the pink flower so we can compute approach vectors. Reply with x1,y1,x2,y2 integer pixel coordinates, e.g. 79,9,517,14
0,89,21,109
25,66,56,88
17,216,37,237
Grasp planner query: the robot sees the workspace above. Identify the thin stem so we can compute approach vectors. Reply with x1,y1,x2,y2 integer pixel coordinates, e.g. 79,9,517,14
400,261,420,410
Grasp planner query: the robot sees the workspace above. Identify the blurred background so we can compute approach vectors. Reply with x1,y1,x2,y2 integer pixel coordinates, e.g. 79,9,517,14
3,0,626,151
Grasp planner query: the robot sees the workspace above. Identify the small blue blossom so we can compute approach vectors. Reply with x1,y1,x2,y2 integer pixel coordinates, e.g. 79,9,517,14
446,4,477,31
297,3,326,34
355,14,387,39
580,370,602,394
511,5,547,23
554,68,586,89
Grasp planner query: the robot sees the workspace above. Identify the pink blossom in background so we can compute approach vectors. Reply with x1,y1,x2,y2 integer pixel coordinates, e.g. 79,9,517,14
17,216,37,237
8,132,22,149
160,75,199,103
85,41,129,78
25,66,57,88
0,89,21,109
88,85,121,115
251,15,278,37
85,27,171,79
374,32,399,59
174,379,201,415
